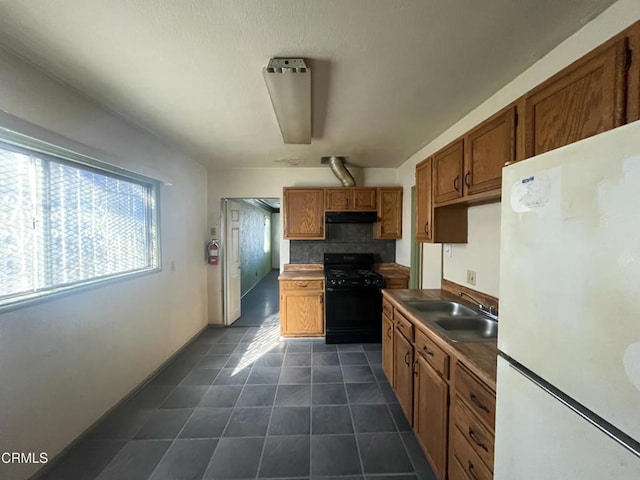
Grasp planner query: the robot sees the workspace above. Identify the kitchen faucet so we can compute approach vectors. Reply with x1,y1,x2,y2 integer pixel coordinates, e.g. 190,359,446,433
460,292,499,321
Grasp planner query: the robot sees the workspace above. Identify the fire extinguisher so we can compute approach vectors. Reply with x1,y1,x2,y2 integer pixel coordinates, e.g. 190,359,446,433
207,240,220,265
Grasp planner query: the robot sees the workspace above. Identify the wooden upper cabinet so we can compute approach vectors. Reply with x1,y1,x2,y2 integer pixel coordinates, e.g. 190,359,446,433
283,188,325,239
464,106,516,196
325,187,377,211
415,158,433,242
433,140,464,204
523,37,629,158
325,188,351,210
353,188,377,210
375,187,403,239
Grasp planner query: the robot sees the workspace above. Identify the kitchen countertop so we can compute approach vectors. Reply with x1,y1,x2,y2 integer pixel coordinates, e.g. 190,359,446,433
278,264,324,281
382,288,498,390
278,263,409,280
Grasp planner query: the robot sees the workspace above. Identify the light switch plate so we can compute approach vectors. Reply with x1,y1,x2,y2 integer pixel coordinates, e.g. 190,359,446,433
467,269,476,286
444,244,452,257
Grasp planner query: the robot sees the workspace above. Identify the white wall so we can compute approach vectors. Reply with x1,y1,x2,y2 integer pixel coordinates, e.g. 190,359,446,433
395,0,640,296
443,203,501,296
0,48,208,480
271,212,281,269
208,167,397,324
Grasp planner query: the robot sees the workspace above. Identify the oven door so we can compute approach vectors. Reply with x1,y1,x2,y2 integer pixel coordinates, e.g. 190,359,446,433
324,287,382,344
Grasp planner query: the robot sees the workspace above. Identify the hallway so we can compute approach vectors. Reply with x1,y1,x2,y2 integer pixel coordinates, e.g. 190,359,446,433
232,270,280,328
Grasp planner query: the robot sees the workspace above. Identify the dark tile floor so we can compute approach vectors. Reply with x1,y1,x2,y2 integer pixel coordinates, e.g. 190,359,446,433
40,324,436,480
233,270,280,327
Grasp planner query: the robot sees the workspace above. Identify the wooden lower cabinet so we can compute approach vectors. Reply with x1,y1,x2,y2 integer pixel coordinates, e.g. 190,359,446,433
413,354,449,480
381,296,497,480
279,280,324,337
394,329,414,420
449,363,496,479
382,313,395,386
450,427,493,480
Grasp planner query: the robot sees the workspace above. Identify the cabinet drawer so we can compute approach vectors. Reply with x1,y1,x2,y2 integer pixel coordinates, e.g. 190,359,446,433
280,280,323,291
448,454,471,480
394,309,414,342
385,277,408,289
452,427,493,480
415,329,449,379
455,365,496,430
382,298,394,319
453,396,494,471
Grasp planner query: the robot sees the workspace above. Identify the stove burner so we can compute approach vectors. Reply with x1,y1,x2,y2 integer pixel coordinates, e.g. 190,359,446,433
325,268,384,288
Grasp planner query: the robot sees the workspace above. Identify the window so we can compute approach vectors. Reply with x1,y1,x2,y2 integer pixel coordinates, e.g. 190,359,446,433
0,136,160,310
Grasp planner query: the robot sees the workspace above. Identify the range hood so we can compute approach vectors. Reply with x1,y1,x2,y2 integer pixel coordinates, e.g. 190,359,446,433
325,211,378,223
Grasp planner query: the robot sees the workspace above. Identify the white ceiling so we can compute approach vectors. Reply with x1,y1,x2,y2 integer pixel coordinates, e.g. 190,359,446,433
0,0,616,169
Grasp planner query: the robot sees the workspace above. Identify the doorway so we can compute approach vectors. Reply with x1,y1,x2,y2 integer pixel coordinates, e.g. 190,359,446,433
223,198,281,327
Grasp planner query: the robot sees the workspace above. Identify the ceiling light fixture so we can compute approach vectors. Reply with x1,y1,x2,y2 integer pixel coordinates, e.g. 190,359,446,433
262,58,311,144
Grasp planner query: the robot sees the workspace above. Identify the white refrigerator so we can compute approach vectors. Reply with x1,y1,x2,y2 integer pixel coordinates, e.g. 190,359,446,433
495,120,640,479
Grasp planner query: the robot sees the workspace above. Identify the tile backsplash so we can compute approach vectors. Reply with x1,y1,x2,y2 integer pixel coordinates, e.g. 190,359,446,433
290,223,395,263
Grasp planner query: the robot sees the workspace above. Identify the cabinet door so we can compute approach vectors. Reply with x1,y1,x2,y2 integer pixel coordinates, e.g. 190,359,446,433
352,188,377,210
464,106,516,196
325,188,351,211
415,158,433,242
280,292,324,336
283,188,325,239
382,313,395,386
524,38,628,158
394,330,414,421
433,140,464,204
375,187,403,239
414,355,449,480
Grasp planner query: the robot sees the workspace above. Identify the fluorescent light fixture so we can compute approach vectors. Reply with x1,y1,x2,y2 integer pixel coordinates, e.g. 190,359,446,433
262,58,311,144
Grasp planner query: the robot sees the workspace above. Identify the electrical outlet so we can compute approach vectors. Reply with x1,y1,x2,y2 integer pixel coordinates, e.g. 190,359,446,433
210,227,216,237
444,244,452,258
467,269,476,286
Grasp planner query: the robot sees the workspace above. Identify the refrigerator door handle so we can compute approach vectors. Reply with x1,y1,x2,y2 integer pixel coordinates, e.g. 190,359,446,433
504,354,640,460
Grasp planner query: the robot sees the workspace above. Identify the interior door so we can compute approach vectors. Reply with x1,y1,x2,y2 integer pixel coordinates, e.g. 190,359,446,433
225,200,241,324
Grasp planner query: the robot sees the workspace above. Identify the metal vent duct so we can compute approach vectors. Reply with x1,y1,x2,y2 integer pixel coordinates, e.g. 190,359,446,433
321,156,356,186
263,58,311,144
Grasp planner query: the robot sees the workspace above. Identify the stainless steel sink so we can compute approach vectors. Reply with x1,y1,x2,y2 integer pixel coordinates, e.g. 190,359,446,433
402,300,498,342
433,316,498,342
404,300,477,317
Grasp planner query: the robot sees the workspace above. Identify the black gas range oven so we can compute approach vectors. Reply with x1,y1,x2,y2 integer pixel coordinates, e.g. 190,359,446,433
323,253,385,344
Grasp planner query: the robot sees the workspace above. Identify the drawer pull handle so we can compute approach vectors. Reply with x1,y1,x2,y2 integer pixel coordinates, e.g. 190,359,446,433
404,350,411,365
422,345,434,356
454,176,460,191
464,171,471,187
413,361,419,376
387,327,392,339
468,427,488,452
296,282,307,287
423,221,429,235
467,461,480,480
470,393,490,413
